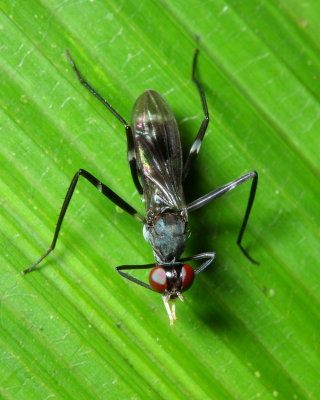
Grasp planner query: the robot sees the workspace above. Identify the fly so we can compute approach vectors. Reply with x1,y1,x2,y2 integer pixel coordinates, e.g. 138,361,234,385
23,49,259,325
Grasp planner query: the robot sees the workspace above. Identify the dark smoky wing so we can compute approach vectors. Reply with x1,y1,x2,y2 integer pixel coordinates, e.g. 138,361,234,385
131,90,185,211
136,121,182,208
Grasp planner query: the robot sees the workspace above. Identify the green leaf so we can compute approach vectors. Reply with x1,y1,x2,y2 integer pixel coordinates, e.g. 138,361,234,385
1,1,319,399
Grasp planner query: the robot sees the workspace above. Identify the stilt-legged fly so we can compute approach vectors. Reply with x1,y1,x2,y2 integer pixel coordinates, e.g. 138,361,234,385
23,49,259,325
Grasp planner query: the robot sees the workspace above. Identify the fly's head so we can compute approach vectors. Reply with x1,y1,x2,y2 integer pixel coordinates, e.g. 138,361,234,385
148,263,195,325
143,211,191,325
143,211,187,263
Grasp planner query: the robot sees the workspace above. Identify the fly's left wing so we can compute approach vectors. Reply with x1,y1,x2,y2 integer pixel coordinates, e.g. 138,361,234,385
131,90,186,214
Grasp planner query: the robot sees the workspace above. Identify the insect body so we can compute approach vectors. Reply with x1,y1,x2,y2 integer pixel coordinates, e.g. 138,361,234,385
23,50,258,325
133,90,187,262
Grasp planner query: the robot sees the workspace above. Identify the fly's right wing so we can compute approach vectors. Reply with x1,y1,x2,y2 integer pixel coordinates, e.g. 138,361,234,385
131,90,186,214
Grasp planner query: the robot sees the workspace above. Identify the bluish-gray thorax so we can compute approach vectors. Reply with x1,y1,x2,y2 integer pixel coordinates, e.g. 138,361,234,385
143,212,187,264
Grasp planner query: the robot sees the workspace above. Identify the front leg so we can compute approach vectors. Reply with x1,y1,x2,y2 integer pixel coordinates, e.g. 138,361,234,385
116,263,156,291
179,252,216,275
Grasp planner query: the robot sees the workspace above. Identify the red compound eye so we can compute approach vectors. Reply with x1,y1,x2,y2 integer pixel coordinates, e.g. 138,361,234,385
181,264,194,291
149,267,168,293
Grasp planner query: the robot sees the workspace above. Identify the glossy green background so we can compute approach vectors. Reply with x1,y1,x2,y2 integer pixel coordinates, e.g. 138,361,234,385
1,1,319,399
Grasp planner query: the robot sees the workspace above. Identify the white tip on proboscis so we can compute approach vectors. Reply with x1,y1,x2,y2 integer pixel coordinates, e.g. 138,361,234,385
162,294,184,326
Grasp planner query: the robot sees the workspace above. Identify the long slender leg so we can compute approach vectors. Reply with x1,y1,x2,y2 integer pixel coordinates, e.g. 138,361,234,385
187,171,259,264
183,49,210,180
116,263,156,291
66,51,143,194
179,252,216,275
23,169,143,274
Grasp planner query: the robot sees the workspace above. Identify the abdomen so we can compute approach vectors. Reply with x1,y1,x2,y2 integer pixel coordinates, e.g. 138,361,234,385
131,90,186,214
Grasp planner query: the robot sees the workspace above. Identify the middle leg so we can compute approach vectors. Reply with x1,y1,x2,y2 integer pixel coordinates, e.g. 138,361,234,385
187,172,259,264
23,169,143,274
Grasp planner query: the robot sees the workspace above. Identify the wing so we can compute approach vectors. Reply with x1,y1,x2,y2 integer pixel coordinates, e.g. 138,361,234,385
131,90,186,215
